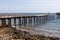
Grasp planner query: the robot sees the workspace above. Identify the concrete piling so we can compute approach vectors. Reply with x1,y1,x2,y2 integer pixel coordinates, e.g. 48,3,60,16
8,18,11,27
28,17,32,26
14,18,16,28
1,19,6,27
34,17,36,25
18,18,21,26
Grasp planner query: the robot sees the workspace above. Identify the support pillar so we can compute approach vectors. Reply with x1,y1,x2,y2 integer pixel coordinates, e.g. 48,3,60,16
25,17,27,25
36,16,38,25
38,16,41,24
23,17,27,26
18,18,21,26
14,18,16,28
38,16,41,25
34,17,35,25
28,17,32,26
21,18,23,26
44,16,47,23
1,19,6,27
27,18,29,26
41,16,44,24
41,16,43,24
23,17,25,26
8,18,11,27
43,16,45,24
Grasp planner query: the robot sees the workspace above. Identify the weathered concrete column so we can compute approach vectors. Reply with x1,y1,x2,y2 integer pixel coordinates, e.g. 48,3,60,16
14,18,16,28
44,15,47,23
1,18,6,27
27,18,29,26
38,16,41,24
36,16,38,25
34,17,36,25
28,17,32,26
41,16,45,24
45,16,47,22
25,17,27,25
8,18,11,27
23,17,25,26
21,18,23,26
23,17,27,26
22,17,27,26
43,16,46,24
18,18,21,26
43,16,45,24
41,16,43,24
21,17,25,26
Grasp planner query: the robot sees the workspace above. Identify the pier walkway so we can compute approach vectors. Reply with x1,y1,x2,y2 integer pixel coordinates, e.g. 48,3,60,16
0,13,48,28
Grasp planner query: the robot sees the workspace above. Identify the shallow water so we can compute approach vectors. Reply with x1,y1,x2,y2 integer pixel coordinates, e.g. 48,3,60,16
23,13,60,34
36,18,60,33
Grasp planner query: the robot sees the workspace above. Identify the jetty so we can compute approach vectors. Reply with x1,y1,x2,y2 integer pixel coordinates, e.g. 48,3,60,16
0,13,48,28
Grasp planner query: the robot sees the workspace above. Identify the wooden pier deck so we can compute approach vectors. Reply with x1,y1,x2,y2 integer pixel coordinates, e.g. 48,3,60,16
0,13,48,28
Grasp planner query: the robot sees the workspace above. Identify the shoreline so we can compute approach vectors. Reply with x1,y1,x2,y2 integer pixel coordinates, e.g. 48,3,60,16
17,26,60,38
0,26,60,40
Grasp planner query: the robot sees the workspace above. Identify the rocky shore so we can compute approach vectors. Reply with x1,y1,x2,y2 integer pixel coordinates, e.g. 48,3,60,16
0,26,60,40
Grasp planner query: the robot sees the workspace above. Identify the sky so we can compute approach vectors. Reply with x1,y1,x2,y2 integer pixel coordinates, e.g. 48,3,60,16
0,0,60,13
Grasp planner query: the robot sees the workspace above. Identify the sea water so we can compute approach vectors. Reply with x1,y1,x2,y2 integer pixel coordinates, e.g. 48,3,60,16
36,13,60,33
0,13,60,34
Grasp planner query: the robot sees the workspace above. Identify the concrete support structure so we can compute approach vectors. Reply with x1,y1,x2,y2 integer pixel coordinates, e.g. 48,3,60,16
2,19,6,27
21,18,23,26
8,18,11,27
18,18,21,26
41,16,44,24
26,17,29,26
21,18,25,26
25,18,27,25
43,16,45,23
28,17,32,26
0,13,47,28
44,15,47,23
23,17,27,26
38,16,41,24
36,17,39,25
34,17,36,25
14,18,16,28
21,17,27,26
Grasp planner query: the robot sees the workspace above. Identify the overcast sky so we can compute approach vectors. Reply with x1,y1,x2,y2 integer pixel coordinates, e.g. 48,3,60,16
0,0,60,13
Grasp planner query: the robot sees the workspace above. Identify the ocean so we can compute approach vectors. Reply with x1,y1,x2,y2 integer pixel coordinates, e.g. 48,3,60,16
0,13,60,34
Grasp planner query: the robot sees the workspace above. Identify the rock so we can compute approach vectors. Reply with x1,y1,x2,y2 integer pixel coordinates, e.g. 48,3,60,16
0,27,60,40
